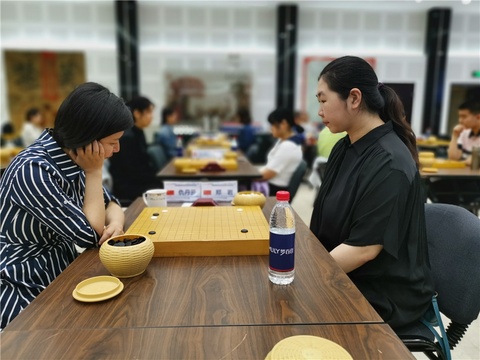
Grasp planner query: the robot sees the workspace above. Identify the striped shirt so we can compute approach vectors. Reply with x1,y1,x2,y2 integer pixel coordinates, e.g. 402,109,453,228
0,129,118,329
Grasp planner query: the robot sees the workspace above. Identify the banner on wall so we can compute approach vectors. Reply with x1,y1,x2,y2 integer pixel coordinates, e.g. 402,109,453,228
301,57,376,125
4,51,86,135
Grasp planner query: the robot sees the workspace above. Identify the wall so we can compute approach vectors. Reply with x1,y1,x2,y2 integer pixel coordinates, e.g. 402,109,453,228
1,0,478,140
137,2,276,140
296,5,479,136
1,0,118,132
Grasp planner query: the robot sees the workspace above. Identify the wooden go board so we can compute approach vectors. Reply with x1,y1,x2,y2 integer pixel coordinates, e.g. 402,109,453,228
126,206,270,257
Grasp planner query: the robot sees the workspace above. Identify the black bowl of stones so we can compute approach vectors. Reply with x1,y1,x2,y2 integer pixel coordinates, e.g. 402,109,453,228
99,234,154,278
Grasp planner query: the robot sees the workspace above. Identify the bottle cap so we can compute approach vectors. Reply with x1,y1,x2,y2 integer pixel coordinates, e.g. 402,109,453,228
276,191,290,201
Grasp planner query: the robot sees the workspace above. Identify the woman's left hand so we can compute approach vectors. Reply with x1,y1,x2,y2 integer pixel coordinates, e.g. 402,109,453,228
99,223,124,245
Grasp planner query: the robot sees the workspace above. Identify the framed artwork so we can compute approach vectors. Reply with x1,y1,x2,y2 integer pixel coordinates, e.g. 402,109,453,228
4,51,85,134
165,71,251,126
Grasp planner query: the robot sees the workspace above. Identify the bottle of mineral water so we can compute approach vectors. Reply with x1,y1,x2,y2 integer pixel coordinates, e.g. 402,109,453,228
176,136,184,157
268,191,295,285
230,136,238,151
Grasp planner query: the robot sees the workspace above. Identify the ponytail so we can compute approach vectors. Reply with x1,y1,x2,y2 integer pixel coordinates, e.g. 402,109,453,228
378,85,419,167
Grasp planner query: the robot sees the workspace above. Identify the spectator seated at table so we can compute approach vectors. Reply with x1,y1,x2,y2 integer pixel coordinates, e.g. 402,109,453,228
448,99,480,166
293,110,319,169
154,107,179,160
309,126,347,189
317,126,347,159
0,82,133,330
0,122,23,148
257,108,303,196
437,99,480,212
109,96,157,206
235,108,256,155
21,107,45,147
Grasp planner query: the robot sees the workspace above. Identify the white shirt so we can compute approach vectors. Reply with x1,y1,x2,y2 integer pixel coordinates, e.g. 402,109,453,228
261,139,303,187
457,129,480,158
21,122,43,147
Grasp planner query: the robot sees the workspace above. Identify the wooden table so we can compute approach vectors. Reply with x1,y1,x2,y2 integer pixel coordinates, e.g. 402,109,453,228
420,167,480,179
420,167,480,214
1,324,413,359
2,198,413,359
156,154,262,182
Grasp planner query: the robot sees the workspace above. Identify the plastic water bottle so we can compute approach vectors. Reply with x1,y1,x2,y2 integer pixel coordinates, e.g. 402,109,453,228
176,136,184,157
230,136,238,151
268,191,295,285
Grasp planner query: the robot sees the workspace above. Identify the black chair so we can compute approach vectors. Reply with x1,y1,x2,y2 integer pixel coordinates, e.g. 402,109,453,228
398,203,480,360
317,161,328,182
287,160,307,201
246,132,275,164
147,144,168,172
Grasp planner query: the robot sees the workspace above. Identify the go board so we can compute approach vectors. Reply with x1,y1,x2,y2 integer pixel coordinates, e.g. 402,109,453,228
126,206,270,257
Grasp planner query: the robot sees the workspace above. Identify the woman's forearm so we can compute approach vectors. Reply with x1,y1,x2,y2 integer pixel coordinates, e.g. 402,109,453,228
98,201,125,245
82,169,106,235
106,201,125,229
260,168,277,181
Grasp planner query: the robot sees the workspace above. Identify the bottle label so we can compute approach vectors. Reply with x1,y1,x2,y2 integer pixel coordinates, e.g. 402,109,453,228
269,232,295,272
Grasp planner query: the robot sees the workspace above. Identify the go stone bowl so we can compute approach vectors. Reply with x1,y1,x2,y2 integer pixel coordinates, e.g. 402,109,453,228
232,191,266,208
99,234,154,278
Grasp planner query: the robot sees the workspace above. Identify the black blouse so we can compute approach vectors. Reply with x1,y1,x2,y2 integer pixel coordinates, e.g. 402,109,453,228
310,121,434,329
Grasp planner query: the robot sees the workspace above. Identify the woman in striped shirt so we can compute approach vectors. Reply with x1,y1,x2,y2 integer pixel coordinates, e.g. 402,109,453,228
0,82,134,329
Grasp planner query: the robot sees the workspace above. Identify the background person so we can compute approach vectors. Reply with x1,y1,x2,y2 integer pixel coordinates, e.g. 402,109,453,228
294,110,318,170
0,122,21,147
317,126,347,159
0,82,133,330
308,126,347,190
109,96,157,206
259,108,303,196
235,107,256,154
309,56,434,330
154,106,179,160
447,99,480,166
21,107,45,147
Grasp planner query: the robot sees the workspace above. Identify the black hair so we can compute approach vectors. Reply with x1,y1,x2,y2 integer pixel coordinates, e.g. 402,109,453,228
458,99,480,114
268,108,304,133
318,56,418,166
25,108,40,122
52,82,134,149
161,107,176,125
126,96,154,118
2,122,14,134
237,108,252,125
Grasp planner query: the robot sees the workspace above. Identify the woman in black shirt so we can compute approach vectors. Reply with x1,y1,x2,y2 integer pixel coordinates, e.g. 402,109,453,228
310,56,434,329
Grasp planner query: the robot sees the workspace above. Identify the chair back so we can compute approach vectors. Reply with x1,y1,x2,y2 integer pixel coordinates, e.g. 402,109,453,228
317,161,328,181
425,203,480,324
288,160,307,200
147,144,168,172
